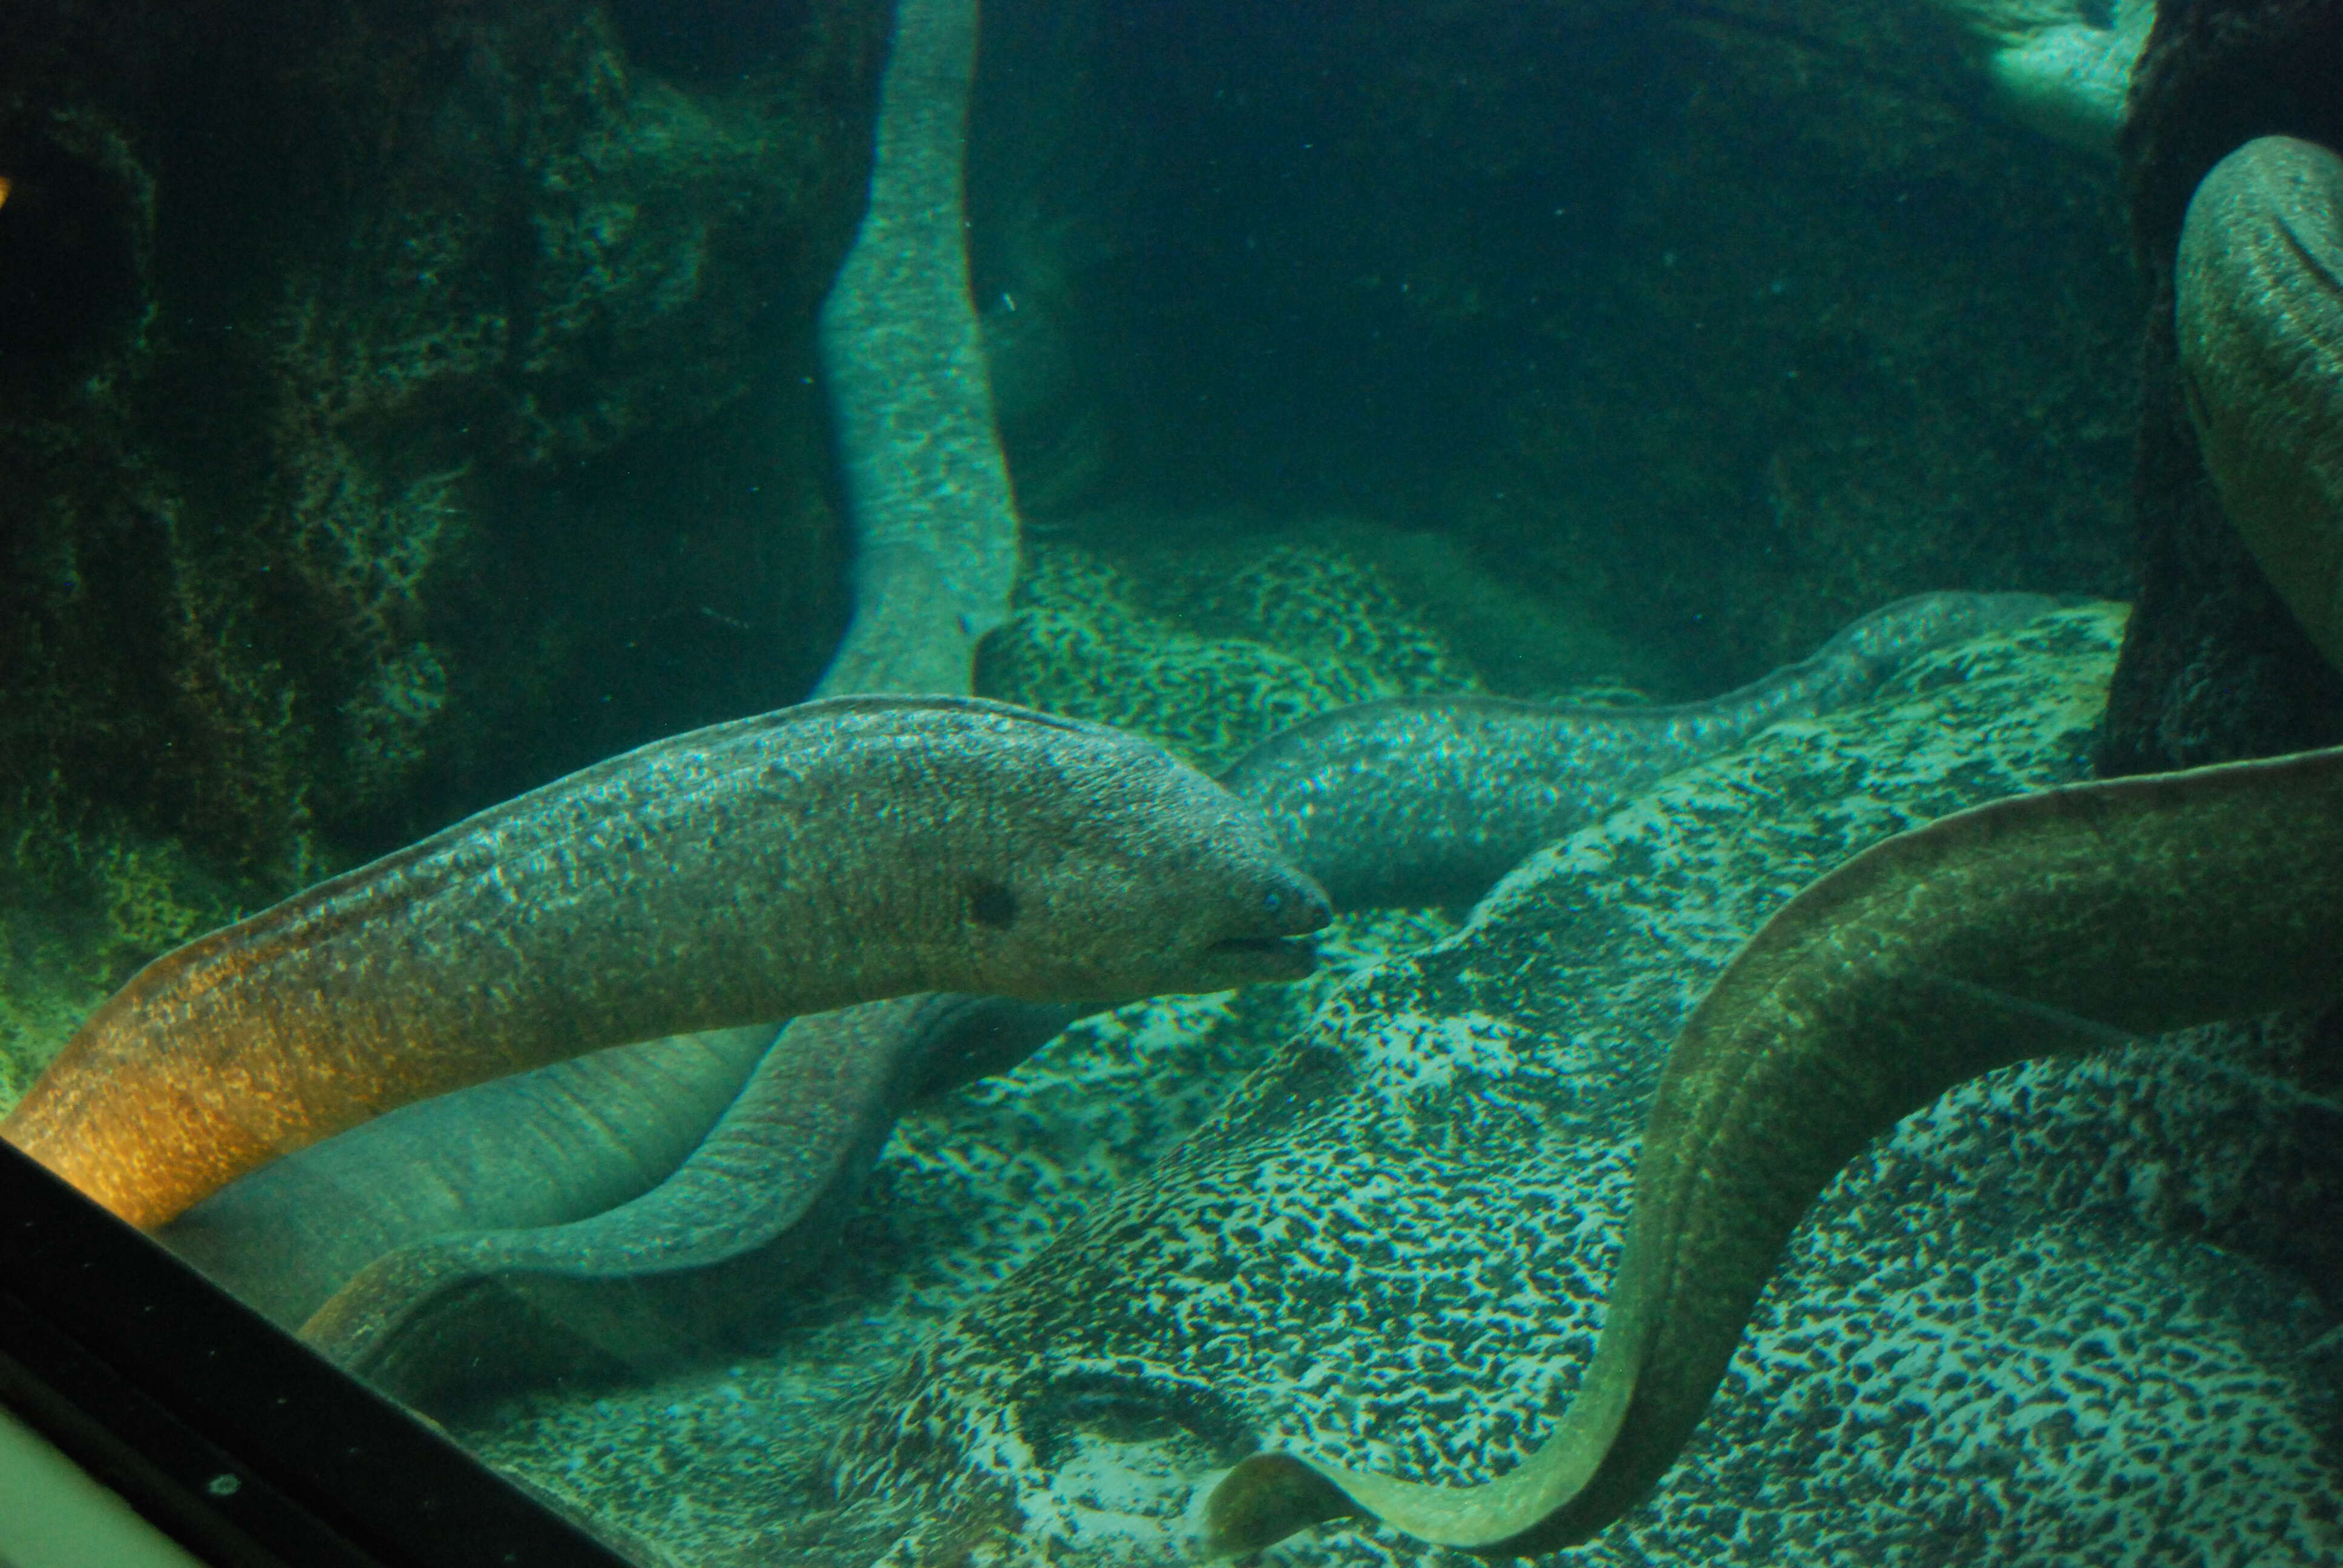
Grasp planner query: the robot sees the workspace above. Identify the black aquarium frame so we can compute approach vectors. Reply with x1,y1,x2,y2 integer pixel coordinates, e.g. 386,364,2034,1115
0,1138,641,1568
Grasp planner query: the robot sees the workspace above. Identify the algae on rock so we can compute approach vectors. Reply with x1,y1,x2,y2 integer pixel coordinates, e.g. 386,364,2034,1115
0,0,893,1064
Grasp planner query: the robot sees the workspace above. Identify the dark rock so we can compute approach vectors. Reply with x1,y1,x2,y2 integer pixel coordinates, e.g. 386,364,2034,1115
968,1,2138,696
0,0,887,920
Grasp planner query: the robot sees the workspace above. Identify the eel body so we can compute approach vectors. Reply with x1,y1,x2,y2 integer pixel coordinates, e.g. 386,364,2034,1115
157,590,2056,1403
156,1024,785,1333
3,695,1327,1227
1205,129,2343,1558
298,995,1082,1405
1225,590,2055,908
139,0,1029,1356
2178,134,2343,671
814,0,1015,696
1205,741,2343,1557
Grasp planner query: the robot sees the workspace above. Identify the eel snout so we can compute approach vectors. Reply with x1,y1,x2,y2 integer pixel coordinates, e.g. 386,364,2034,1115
1201,873,1331,984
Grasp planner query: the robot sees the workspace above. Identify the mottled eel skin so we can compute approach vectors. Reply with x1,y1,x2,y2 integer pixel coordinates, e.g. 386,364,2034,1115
1205,742,2343,1558
815,0,1017,696
1227,591,2054,908
2,695,1328,1229
156,591,2056,1403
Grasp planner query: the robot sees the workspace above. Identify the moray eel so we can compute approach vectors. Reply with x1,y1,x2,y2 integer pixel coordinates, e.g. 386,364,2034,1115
154,1024,789,1333
167,995,1081,1404
1205,742,2343,1557
298,995,1082,1405
815,0,1016,696
153,590,2057,1404
149,990,1088,1402
1207,133,2343,1558
1226,590,2056,909
2,695,1328,1228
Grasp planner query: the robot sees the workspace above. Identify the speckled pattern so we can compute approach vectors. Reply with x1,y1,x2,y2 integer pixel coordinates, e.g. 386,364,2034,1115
815,603,2343,1567
449,906,1455,1568
1222,591,2054,909
438,604,2339,1567
816,0,1019,696
1205,622,2343,1553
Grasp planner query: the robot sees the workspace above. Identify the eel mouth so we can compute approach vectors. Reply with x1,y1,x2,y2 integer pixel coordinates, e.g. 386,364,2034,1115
1205,932,1321,981
1203,877,1331,982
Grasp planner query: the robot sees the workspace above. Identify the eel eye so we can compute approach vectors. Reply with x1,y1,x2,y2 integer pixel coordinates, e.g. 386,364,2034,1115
968,877,1018,930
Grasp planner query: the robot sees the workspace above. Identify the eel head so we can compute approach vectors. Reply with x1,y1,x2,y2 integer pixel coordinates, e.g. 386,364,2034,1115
936,705,1331,1005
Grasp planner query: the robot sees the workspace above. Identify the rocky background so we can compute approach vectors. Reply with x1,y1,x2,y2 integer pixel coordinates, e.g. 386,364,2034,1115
969,0,2139,688
0,0,891,1084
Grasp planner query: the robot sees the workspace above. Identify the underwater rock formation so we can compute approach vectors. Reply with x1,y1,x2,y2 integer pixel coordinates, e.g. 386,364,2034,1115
1181,64,2343,1538
804,607,2343,1568
1208,697,2343,1557
963,0,2135,690
1187,92,2343,1537
982,543,1496,772
0,0,889,991
0,0,2145,1065
1684,0,2152,153
1968,0,2156,151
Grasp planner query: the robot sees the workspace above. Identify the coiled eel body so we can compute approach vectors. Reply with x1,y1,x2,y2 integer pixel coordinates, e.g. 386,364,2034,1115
2,695,1328,1228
